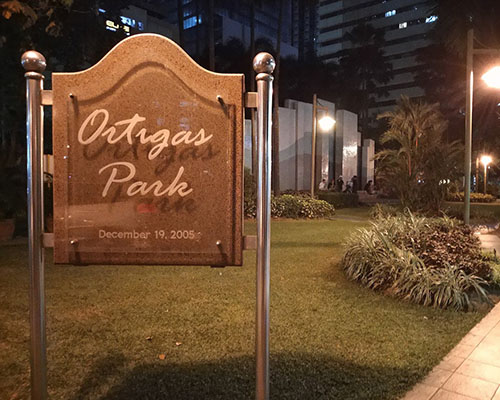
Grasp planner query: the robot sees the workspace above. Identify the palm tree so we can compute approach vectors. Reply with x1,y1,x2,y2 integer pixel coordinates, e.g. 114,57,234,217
336,23,393,135
176,0,185,49
432,0,500,55
417,1,500,155
271,0,284,196
247,0,260,175
208,0,215,70
375,96,462,212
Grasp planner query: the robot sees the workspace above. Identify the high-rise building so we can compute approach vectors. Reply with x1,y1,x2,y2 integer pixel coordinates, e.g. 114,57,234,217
125,0,299,60
318,0,438,114
290,0,319,59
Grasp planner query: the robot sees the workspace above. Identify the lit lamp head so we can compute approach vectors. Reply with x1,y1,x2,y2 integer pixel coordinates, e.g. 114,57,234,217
480,154,493,167
481,66,500,89
318,115,336,131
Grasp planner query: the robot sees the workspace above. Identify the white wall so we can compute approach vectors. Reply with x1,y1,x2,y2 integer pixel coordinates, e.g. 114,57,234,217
335,110,359,183
243,99,355,193
362,139,375,188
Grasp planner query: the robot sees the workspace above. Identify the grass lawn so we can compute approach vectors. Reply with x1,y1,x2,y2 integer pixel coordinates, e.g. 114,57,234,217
334,207,372,219
0,218,486,400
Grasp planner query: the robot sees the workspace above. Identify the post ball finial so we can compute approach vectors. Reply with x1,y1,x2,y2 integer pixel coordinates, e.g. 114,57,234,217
253,52,275,74
21,51,46,73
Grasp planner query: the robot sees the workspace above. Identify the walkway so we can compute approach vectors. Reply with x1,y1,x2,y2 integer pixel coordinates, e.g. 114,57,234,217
402,233,500,400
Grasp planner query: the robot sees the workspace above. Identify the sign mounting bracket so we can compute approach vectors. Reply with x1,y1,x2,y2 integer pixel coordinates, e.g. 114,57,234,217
245,92,258,109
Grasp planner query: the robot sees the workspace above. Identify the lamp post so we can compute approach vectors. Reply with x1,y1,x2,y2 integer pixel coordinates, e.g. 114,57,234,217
464,28,500,224
476,156,480,193
311,94,335,197
480,155,492,194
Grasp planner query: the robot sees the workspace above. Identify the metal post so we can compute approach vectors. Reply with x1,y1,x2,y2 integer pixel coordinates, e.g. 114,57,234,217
311,93,317,198
22,50,47,400
252,108,258,176
476,157,479,193
484,163,488,194
464,28,474,224
253,52,275,400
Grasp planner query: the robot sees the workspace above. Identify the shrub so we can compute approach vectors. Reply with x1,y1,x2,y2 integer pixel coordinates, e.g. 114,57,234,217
342,211,492,310
317,192,359,208
446,192,496,203
244,169,335,219
271,195,335,219
245,194,335,219
443,205,497,224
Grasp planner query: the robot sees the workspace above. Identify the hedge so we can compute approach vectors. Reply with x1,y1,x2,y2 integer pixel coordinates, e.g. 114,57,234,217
446,192,496,203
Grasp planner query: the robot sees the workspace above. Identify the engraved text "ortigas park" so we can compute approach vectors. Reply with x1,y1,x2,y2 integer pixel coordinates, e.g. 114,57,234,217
77,109,214,199
78,109,213,160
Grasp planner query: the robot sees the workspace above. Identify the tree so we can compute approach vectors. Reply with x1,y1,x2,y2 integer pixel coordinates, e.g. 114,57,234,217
271,0,283,196
416,0,500,163
0,0,127,176
207,0,215,70
432,0,500,55
176,0,185,49
375,96,462,212
336,23,393,136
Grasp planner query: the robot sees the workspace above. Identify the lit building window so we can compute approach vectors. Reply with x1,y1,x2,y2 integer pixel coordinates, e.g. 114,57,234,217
105,20,118,32
385,9,396,17
184,16,199,29
120,16,136,28
425,15,438,23
105,19,135,35
399,22,407,29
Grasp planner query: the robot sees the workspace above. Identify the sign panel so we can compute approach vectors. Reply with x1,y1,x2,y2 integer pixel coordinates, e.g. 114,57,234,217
52,34,244,265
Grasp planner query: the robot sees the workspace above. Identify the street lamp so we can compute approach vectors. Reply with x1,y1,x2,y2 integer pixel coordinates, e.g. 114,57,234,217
318,115,336,131
311,94,335,197
464,28,500,224
482,67,500,88
480,154,492,194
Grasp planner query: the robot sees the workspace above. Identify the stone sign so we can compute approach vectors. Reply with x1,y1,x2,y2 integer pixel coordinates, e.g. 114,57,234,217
52,34,244,265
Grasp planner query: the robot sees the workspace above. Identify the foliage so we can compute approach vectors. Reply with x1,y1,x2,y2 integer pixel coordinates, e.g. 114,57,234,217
336,23,393,132
375,96,462,213
271,194,335,219
1,1,130,223
0,130,25,219
443,204,497,225
482,251,500,287
0,165,25,219
415,1,500,148
343,211,492,310
369,203,401,219
431,0,500,56
245,194,335,219
446,192,496,203
244,170,334,218
317,191,359,208
489,260,500,287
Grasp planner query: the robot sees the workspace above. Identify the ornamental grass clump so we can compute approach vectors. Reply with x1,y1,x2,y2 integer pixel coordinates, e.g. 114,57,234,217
343,211,492,310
